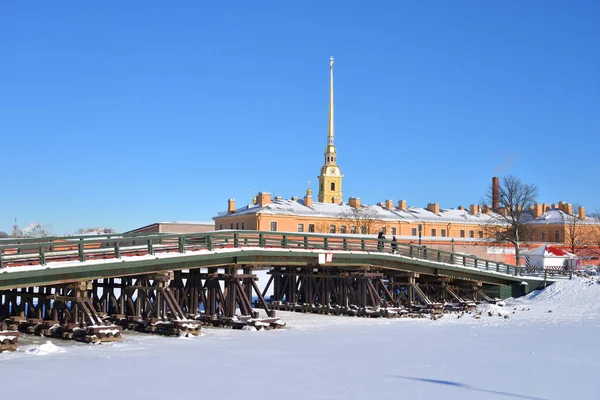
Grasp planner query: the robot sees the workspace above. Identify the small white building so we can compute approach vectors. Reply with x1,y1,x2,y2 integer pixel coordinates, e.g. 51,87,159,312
524,245,578,271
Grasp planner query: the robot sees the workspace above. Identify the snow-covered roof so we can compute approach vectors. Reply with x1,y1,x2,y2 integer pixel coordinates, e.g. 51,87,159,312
524,245,576,258
215,199,501,224
528,209,599,225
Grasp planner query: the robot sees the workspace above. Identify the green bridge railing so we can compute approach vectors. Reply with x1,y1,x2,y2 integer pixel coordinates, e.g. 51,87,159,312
0,230,526,277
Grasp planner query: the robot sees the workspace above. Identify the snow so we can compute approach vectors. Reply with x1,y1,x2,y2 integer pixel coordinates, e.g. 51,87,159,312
1,277,599,399
24,341,64,355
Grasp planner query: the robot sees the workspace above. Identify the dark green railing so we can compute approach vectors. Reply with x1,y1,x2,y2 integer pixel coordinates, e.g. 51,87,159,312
0,230,526,277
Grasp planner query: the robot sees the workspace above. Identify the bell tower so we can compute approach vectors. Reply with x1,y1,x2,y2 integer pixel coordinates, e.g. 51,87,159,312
318,56,343,203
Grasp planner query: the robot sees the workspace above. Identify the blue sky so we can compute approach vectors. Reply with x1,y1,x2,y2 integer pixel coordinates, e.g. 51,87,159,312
1,1,599,235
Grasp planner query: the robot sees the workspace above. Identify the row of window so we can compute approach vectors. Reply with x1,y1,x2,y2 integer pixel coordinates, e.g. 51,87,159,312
533,230,561,242
221,222,561,243
407,227,484,239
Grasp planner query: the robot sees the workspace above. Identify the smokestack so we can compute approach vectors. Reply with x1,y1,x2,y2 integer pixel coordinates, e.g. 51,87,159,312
492,177,499,210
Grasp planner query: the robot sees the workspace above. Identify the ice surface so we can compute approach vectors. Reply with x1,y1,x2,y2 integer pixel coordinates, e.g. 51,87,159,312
1,277,599,399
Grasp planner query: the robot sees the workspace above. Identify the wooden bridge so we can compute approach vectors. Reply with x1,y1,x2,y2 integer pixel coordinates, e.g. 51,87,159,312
0,230,548,352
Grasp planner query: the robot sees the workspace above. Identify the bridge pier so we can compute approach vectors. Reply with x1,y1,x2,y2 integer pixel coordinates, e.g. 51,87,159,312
169,267,281,330
263,267,400,316
0,282,122,344
92,274,201,336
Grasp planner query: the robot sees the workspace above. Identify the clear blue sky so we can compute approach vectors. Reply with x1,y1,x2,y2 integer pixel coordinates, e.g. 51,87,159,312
1,1,599,235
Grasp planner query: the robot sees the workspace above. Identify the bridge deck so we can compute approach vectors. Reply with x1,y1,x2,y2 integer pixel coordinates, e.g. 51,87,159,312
0,231,548,290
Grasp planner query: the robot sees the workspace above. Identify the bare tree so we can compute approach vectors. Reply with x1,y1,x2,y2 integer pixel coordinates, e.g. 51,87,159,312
562,207,592,255
341,207,379,235
483,174,538,267
588,212,600,259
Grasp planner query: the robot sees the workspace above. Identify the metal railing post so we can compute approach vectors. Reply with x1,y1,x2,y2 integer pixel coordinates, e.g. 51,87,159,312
147,238,154,255
40,245,45,265
234,232,239,248
304,236,308,249
282,234,287,248
324,237,329,250
409,246,413,258
207,235,213,251
78,239,85,262
361,239,366,252
115,240,121,259
474,257,478,269
343,238,348,251
179,236,185,253
437,251,441,262
259,233,264,247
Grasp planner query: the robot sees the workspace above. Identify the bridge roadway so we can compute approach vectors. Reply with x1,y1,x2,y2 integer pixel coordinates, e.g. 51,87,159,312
0,230,546,293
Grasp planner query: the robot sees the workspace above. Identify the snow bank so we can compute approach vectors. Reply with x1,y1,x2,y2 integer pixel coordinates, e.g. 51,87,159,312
26,341,65,355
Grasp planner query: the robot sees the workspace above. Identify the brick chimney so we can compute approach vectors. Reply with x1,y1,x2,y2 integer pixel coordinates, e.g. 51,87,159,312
566,203,573,215
427,203,440,214
482,205,491,214
385,199,393,211
349,197,360,209
227,199,236,214
469,204,480,215
492,176,499,210
458,205,465,211
304,193,312,207
532,203,544,218
257,192,271,207
578,206,585,220
397,200,407,211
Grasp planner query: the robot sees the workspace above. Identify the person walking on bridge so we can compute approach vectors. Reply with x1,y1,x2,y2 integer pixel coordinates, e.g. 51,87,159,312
377,231,385,252
391,236,398,254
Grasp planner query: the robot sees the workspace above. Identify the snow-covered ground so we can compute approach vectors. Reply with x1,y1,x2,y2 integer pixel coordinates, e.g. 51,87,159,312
1,277,599,400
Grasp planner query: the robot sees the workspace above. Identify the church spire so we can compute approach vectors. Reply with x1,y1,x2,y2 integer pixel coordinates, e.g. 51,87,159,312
328,56,334,146
318,56,343,204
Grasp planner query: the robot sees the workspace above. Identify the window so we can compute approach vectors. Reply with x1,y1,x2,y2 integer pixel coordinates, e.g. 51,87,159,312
298,223,304,233
330,182,335,191
391,227,396,235
529,231,534,241
351,226,357,234
331,197,335,203
270,221,277,232
236,223,239,230
361,226,367,234
219,224,223,230
230,223,233,229
441,229,446,237
541,232,546,242
431,229,437,237
554,230,560,242
469,230,474,238
460,230,465,238
411,228,417,236
340,225,347,234
381,227,387,235
329,225,336,233
308,224,315,233
478,230,483,239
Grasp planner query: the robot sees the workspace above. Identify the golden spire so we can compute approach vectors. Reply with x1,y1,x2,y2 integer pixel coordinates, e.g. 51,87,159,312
328,56,334,144
306,181,312,197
